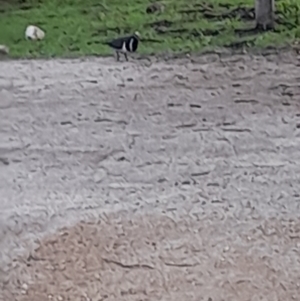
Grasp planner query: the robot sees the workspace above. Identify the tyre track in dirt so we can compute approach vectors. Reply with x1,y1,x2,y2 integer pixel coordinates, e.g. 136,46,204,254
1,52,300,300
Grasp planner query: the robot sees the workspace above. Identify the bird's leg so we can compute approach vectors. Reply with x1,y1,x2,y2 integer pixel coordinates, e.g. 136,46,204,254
116,51,120,62
124,53,128,61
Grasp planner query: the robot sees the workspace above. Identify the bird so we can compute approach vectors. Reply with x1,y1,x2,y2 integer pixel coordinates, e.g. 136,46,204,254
106,32,140,61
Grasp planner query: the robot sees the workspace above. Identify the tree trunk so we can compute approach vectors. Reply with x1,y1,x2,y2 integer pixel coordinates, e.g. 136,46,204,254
255,0,275,30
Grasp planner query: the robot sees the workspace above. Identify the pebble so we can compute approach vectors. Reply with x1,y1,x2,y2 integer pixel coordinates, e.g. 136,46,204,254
0,45,9,55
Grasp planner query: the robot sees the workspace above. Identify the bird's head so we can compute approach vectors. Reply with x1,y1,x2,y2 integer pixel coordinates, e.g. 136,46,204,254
134,31,141,40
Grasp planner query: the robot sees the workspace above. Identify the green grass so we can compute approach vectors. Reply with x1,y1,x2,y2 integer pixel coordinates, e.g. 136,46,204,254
0,0,300,58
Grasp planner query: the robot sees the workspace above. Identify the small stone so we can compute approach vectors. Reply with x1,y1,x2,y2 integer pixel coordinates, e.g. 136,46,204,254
223,246,230,252
0,45,9,55
93,168,106,183
21,283,28,290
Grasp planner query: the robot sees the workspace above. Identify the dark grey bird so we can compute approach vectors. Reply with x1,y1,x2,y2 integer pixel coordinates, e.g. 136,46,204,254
106,32,140,61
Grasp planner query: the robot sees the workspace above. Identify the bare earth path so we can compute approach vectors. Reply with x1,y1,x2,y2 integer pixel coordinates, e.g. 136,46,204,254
1,52,300,301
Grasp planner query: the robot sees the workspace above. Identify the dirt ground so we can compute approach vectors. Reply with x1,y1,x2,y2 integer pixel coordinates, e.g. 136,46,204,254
1,52,300,301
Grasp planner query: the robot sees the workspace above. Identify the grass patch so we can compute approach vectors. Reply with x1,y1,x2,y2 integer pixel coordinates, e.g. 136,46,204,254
0,0,300,58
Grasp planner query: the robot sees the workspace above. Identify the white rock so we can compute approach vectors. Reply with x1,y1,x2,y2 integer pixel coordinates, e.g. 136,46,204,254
223,246,230,252
0,44,9,55
21,283,28,290
25,25,45,41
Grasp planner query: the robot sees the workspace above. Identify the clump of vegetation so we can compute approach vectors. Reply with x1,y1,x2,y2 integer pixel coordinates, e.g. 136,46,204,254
0,0,300,58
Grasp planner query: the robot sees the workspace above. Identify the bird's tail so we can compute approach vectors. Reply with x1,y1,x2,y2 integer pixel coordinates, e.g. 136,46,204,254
100,40,113,46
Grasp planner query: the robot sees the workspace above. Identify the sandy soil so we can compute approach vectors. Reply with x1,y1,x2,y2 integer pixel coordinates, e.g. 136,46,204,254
1,52,300,301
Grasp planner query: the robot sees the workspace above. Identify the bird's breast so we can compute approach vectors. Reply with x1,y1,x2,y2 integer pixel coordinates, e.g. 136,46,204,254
120,42,127,53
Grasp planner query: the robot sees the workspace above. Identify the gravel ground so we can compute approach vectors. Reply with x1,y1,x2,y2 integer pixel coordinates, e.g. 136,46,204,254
1,52,300,301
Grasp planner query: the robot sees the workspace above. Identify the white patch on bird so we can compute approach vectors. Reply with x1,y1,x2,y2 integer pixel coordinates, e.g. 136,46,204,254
129,38,134,52
121,42,127,53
